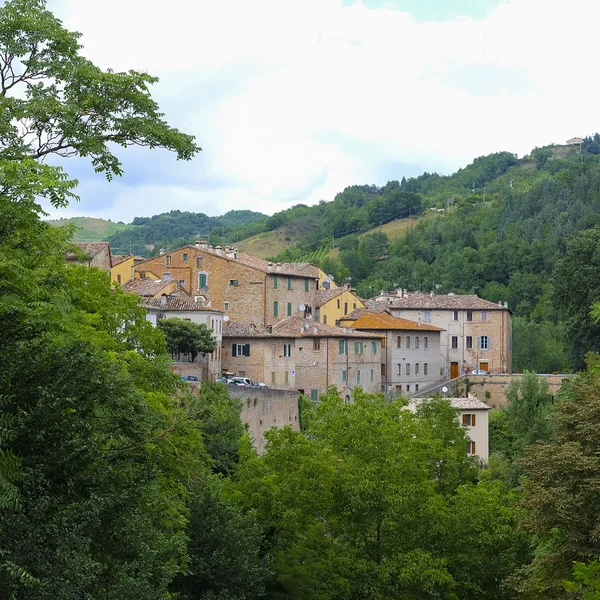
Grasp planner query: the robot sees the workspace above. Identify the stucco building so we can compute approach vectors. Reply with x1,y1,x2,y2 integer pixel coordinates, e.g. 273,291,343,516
110,254,134,285
142,295,223,381
134,243,331,326
408,394,491,462
314,287,365,325
366,291,512,376
343,310,445,396
222,314,382,400
67,242,112,273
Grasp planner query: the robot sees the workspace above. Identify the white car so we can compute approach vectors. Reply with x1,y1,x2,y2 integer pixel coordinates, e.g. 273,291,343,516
231,377,254,387
471,368,489,375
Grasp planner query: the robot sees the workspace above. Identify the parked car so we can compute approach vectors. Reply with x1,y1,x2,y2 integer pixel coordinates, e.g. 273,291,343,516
471,368,489,375
252,382,268,388
186,375,199,381
216,376,233,384
231,377,254,387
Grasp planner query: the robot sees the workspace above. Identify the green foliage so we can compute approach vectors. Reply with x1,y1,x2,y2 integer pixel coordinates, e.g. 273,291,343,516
565,561,600,598
159,317,217,361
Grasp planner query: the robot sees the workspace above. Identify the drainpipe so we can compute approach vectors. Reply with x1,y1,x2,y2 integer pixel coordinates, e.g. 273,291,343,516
263,273,267,326
326,338,329,389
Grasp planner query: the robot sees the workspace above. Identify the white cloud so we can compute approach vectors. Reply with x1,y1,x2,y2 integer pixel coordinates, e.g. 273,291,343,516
45,0,600,221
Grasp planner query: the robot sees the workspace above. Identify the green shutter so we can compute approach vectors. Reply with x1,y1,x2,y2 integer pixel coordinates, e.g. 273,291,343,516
244,344,250,357
232,344,237,357
274,301,278,317
287,302,292,316
199,273,207,288
305,279,309,291
339,340,344,354
288,277,292,290
311,389,318,401
273,275,278,289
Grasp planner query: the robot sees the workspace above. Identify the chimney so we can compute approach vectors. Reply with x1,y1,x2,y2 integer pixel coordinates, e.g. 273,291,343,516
266,325,273,333
267,262,273,267
160,294,167,307
225,247,237,259
195,240,208,250
403,289,407,297
504,301,508,308
214,245,222,256
159,248,166,256
277,262,282,271
396,288,402,297
430,291,434,297
498,301,502,306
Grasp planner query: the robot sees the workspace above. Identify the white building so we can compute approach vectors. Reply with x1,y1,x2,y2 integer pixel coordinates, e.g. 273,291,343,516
142,295,223,381
407,394,491,462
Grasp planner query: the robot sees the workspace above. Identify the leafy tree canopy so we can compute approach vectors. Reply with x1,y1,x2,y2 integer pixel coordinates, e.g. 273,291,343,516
158,317,217,361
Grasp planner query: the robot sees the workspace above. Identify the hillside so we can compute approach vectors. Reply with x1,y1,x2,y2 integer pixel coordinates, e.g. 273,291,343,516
47,217,133,242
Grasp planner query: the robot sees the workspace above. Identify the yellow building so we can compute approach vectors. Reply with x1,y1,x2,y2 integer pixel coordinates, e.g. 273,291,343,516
314,287,364,326
110,254,134,285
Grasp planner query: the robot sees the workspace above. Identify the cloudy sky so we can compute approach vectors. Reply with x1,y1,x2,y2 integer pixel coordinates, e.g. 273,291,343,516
45,0,599,222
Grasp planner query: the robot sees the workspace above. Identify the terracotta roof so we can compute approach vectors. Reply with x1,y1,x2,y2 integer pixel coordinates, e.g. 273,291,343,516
342,307,367,321
369,292,509,311
111,254,133,266
224,315,380,339
410,396,491,410
67,242,111,263
314,287,346,307
351,311,444,331
134,245,323,279
123,278,176,297
141,296,221,312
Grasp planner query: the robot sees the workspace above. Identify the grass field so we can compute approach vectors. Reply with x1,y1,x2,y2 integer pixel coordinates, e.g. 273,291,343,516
47,217,133,242
237,225,299,258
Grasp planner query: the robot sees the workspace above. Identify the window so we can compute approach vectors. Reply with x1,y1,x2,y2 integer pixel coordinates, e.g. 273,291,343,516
211,319,214,330
406,363,411,376
424,336,428,349
415,336,419,349
178,279,185,288
353,303,357,309
381,363,386,376
283,344,291,357
481,311,488,321
287,302,292,317
424,363,428,375
406,384,410,392
164,272,171,280
466,336,473,349
467,440,476,454
196,256,202,267
451,336,459,349
271,371,276,384
415,363,420,375
342,370,347,382
462,413,477,426
467,310,472,321
313,338,321,351
287,277,292,290
453,310,459,321
273,275,278,289
424,311,431,322
372,341,378,354
117,274,121,284
397,364,402,375
323,315,327,324
356,370,361,383
478,336,490,350
355,342,363,355
396,384,402,392
396,335,402,348
344,302,348,315
224,302,229,311
311,389,318,401
415,384,419,392
337,299,341,309
285,371,289,383
406,336,411,349
229,279,238,286
273,301,279,317
370,369,374,381
183,253,188,262
232,344,250,357
339,340,348,355
381,337,386,348
198,272,207,288
305,279,310,292
166,255,172,265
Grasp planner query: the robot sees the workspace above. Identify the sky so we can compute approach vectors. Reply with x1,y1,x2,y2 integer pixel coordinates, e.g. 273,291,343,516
43,0,600,222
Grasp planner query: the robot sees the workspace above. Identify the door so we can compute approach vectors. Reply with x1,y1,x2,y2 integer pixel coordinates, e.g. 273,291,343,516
451,362,459,379
479,361,489,373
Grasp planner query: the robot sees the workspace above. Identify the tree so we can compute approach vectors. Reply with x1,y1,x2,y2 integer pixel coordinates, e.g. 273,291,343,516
158,318,217,362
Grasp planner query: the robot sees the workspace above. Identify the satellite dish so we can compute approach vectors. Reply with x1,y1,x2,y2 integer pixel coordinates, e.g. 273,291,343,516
441,386,448,393
223,315,230,322
299,304,306,311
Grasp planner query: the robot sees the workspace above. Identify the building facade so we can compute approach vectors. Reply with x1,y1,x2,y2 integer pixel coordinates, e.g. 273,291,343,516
67,242,112,272
142,295,223,381
110,254,134,286
367,291,512,375
346,311,445,396
134,243,327,326
314,287,365,325
222,315,382,400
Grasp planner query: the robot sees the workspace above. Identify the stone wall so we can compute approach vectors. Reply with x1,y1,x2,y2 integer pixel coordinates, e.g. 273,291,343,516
227,386,301,453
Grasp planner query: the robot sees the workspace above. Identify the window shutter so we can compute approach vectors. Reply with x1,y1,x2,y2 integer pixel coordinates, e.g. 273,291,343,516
232,344,237,357
472,413,476,426
462,414,467,425
487,336,491,350
472,441,476,454
339,340,344,354
245,344,250,357
397,336,401,348
477,336,481,350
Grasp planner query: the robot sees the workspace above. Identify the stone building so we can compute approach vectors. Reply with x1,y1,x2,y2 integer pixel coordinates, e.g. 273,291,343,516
222,314,382,400
67,242,112,272
344,310,445,396
314,287,365,325
134,242,330,326
364,291,512,375
142,295,223,381
408,394,491,462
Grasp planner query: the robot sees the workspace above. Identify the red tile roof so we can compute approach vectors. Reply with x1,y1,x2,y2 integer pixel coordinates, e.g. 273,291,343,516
141,296,220,312
66,242,111,264
111,254,133,266
123,278,176,297
369,292,509,311
351,311,444,331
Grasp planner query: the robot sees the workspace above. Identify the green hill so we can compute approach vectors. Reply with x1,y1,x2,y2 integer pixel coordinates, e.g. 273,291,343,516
47,217,133,242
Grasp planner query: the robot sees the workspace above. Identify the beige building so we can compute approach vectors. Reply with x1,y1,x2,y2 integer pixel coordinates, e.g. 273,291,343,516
110,254,134,286
134,242,330,326
67,242,112,273
314,287,365,325
142,295,223,381
367,291,512,376
344,310,445,396
222,314,382,401
408,394,491,462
